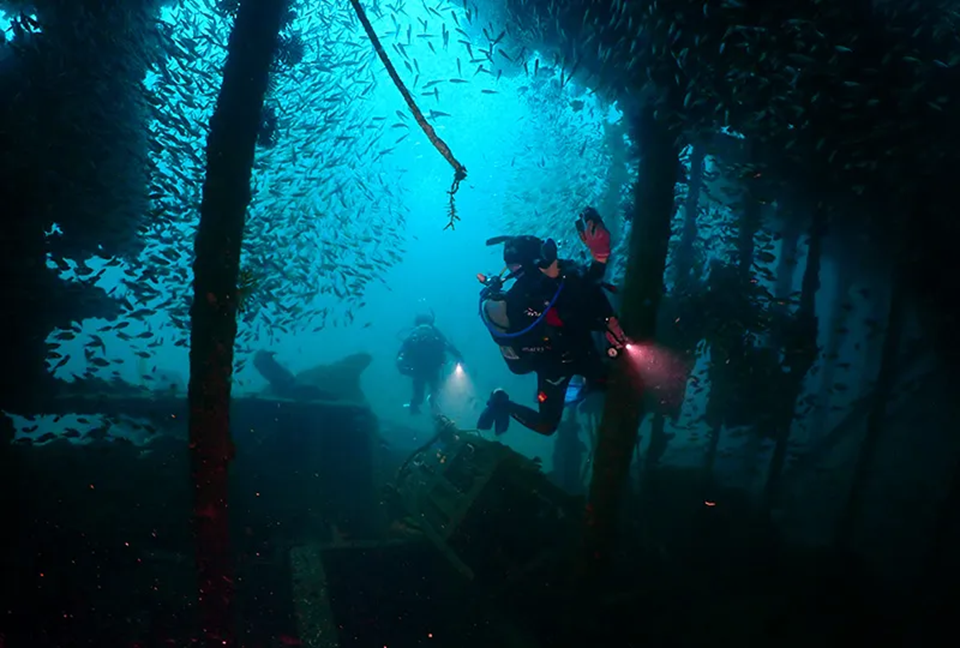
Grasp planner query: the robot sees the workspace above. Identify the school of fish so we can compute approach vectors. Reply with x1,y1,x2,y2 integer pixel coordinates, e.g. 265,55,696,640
33,0,633,404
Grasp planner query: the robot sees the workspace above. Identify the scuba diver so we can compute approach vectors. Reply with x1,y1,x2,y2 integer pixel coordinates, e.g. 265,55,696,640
476,207,627,436
396,311,464,415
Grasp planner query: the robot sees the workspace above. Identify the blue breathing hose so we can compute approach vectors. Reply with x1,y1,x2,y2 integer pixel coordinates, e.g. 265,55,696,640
479,279,565,339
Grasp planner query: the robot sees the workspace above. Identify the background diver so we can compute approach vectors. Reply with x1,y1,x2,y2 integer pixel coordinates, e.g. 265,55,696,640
396,311,464,415
476,207,627,436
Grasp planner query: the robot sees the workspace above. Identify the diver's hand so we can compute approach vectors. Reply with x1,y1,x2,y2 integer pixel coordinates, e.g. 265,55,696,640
605,316,627,349
576,207,610,263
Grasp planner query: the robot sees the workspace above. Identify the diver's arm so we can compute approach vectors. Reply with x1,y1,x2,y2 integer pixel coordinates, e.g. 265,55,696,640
396,336,413,363
585,258,607,283
447,342,464,361
568,265,615,331
396,337,417,376
437,329,464,361
588,288,616,331
561,257,607,289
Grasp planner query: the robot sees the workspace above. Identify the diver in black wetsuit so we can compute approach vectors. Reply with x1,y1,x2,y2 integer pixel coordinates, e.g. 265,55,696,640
396,311,463,415
476,207,627,436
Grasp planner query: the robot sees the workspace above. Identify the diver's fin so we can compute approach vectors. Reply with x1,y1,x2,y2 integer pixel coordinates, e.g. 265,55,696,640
485,235,512,246
478,389,511,435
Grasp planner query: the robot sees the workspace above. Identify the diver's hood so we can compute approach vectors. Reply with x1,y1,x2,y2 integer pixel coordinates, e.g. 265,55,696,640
414,308,435,326
486,234,557,269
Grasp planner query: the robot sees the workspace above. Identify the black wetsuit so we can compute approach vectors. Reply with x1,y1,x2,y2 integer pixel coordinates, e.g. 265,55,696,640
397,324,462,411
492,259,614,435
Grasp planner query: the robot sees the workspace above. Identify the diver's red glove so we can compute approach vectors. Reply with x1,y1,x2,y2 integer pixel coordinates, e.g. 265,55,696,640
605,316,626,350
577,207,611,263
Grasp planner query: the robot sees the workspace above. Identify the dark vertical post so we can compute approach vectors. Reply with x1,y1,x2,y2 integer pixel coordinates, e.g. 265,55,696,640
834,280,904,549
581,103,678,573
187,1,285,645
672,142,704,292
761,207,826,514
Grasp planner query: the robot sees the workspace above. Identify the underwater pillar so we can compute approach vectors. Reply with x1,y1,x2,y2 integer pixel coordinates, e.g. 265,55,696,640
581,102,678,575
553,409,586,494
834,279,904,550
187,0,286,646
737,190,762,283
672,142,705,291
761,206,825,514
809,261,856,441
772,212,802,315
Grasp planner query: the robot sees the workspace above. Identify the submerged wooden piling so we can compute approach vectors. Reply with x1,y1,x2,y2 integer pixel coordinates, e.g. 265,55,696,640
580,103,679,574
834,280,904,550
188,0,286,645
761,205,826,515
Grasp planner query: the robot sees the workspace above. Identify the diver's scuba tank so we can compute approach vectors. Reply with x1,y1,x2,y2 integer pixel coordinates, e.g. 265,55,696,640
477,272,525,371
476,272,508,342
477,269,569,375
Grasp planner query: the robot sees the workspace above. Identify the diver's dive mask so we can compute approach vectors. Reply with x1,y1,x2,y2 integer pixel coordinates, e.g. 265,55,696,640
537,238,558,268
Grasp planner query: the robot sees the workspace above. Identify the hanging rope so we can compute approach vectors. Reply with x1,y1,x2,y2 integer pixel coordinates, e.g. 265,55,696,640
348,0,468,230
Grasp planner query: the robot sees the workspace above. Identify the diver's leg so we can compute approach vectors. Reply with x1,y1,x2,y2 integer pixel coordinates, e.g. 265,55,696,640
507,372,571,436
426,372,441,412
409,376,426,414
